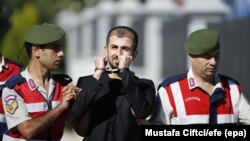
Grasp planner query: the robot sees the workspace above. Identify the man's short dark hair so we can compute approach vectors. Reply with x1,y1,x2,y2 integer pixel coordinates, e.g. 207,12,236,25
106,26,138,51
24,42,32,58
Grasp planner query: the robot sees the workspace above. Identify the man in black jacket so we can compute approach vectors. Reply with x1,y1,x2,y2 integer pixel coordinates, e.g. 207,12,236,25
70,26,155,141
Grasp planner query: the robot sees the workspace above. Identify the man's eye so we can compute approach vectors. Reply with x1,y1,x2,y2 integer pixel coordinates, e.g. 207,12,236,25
110,46,117,49
123,47,130,51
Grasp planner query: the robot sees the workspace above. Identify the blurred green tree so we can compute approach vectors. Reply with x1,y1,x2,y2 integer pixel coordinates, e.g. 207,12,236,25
0,0,12,42
1,1,39,66
0,0,87,67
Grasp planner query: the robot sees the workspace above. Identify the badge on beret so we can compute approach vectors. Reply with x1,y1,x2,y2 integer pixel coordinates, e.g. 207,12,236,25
5,95,18,115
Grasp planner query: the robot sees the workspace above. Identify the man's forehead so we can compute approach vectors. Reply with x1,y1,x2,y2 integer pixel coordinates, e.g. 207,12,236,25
109,36,133,43
109,35,132,39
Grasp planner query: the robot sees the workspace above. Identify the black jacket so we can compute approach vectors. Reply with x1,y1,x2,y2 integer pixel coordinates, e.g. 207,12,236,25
71,70,155,141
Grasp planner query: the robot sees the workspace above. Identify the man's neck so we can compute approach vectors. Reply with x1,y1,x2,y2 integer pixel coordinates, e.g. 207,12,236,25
193,71,215,85
28,61,50,86
192,72,216,95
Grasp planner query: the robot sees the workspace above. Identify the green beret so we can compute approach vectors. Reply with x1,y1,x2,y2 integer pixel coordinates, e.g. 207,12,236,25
24,23,65,45
184,29,220,55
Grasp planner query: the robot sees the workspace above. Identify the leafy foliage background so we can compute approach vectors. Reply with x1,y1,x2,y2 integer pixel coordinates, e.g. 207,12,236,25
0,0,89,70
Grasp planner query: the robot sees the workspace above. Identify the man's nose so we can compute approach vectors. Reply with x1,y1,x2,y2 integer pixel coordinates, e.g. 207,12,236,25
116,48,122,55
58,50,64,57
209,57,217,65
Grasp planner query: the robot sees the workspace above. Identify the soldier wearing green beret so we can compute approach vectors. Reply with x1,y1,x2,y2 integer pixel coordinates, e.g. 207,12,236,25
150,28,250,125
2,23,81,140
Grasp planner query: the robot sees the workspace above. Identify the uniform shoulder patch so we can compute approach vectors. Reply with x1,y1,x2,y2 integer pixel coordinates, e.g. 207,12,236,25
4,95,18,115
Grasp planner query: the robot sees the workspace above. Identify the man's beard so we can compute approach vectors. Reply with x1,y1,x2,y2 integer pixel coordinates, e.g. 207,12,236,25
107,60,118,69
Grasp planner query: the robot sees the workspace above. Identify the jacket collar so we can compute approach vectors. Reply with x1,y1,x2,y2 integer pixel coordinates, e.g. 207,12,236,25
187,68,224,92
21,67,56,92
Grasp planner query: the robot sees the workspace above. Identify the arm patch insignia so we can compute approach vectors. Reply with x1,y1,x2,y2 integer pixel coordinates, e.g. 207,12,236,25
5,95,18,115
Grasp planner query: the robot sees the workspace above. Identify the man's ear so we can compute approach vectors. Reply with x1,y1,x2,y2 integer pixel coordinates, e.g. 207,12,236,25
104,46,108,56
32,45,40,58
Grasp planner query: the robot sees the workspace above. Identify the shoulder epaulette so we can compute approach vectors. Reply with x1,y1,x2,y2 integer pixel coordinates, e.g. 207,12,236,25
218,74,240,85
52,74,72,84
5,74,26,89
159,73,187,88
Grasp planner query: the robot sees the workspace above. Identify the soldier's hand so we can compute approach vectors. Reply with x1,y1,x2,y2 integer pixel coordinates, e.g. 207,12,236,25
60,83,81,109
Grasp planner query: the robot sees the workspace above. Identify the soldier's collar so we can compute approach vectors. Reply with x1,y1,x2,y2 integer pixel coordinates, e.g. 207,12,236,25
187,68,223,91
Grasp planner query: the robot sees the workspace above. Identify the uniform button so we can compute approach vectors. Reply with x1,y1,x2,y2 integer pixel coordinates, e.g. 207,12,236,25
109,128,113,132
